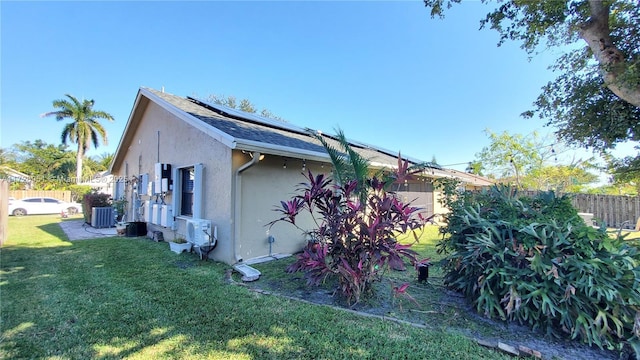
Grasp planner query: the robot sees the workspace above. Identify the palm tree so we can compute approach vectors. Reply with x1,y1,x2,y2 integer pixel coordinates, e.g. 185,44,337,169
42,94,114,183
311,128,372,205
312,128,439,203
95,152,114,170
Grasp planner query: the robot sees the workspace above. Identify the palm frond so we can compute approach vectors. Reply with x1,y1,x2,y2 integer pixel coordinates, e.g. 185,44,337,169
334,129,370,193
89,121,108,145
90,131,99,150
65,94,82,108
91,110,115,122
309,129,350,185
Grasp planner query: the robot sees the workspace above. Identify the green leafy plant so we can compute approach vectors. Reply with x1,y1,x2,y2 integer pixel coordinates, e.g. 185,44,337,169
436,181,640,353
309,128,436,205
68,184,92,202
270,171,428,305
172,237,187,244
112,197,128,222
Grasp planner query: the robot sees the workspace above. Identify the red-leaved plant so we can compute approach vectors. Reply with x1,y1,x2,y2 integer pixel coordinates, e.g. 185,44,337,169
269,170,427,305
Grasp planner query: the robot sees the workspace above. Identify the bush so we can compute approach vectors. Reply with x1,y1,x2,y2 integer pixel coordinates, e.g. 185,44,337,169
269,171,427,305
437,181,640,352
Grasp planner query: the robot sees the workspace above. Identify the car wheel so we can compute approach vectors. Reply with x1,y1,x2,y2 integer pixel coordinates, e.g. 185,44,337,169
12,208,27,216
67,207,79,215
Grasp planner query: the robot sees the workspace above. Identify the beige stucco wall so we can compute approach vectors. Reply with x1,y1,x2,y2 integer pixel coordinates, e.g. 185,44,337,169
113,98,329,264
112,100,235,263
432,190,448,222
431,183,486,223
232,153,325,262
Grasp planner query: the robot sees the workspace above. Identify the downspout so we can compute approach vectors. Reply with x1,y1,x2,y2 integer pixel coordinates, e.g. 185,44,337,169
232,151,261,263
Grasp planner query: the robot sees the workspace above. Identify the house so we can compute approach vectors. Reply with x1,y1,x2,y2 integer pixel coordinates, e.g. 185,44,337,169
78,171,114,195
110,87,492,266
0,166,34,189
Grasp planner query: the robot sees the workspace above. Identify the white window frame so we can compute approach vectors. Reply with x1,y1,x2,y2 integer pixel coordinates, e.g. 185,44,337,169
172,163,204,219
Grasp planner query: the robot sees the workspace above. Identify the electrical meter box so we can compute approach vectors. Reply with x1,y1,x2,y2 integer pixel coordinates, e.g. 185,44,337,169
154,163,172,193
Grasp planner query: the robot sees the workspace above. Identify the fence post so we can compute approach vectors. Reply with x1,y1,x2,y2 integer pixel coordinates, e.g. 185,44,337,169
0,180,9,246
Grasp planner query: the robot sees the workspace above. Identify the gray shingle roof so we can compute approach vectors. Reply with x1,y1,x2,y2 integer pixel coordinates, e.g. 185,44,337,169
145,88,405,167
141,87,492,186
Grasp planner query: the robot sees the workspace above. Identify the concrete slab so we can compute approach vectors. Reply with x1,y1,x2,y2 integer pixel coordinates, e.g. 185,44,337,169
59,220,117,241
244,253,291,265
233,263,261,282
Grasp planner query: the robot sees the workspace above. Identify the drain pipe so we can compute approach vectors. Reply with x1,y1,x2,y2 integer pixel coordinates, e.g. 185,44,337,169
232,151,261,263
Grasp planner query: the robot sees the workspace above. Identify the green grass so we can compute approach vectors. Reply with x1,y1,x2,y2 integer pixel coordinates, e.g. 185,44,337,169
1,216,509,359
615,229,640,240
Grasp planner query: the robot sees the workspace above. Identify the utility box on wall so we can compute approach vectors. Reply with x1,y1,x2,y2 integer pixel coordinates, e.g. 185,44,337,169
151,204,161,225
154,163,172,193
143,201,152,222
138,173,150,196
160,205,173,228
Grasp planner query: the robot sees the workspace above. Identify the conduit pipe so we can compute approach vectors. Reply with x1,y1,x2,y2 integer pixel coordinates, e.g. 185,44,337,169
232,151,261,263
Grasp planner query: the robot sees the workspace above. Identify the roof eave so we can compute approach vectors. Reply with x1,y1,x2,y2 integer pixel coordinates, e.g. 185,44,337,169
110,89,145,173
233,139,330,163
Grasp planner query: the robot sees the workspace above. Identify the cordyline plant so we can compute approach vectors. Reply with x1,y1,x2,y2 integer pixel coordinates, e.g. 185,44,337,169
269,170,428,305
436,179,640,355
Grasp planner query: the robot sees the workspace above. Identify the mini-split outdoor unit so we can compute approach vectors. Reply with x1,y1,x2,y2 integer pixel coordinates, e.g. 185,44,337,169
186,218,212,246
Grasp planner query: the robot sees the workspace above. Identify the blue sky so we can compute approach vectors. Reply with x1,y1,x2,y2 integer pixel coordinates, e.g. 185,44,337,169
0,1,620,173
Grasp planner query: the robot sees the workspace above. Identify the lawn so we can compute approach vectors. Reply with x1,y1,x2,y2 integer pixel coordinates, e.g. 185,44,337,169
0,215,509,359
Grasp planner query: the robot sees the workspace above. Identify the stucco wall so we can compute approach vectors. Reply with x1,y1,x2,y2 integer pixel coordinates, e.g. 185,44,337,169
113,99,328,264
233,154,325,262
113,100,235,263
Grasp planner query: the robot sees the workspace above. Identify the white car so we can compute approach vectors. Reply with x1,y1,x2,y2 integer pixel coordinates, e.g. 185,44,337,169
8,197,83,216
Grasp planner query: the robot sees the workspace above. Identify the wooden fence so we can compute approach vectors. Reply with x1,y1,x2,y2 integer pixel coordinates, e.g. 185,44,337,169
570,193,640,229
9,190,72,203
519,191,640,229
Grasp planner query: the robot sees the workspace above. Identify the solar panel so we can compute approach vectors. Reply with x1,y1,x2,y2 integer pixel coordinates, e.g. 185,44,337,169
187,96,309,135
187,95,441,169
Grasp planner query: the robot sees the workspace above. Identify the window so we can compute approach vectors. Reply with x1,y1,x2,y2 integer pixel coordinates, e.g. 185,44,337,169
180,167,195,216
172,163,203,219
397,181,434,193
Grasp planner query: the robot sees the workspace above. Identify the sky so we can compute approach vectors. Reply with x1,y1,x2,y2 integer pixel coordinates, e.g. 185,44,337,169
1,1,633,175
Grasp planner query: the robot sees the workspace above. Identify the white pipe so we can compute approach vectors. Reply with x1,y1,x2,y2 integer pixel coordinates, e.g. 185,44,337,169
232,151,261,263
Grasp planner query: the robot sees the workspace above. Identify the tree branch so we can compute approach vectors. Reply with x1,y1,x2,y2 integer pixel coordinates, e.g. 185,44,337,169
578,0,640,107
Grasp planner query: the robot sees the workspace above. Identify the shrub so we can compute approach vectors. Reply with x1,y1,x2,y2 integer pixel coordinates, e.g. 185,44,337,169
270,171,427,305
437,181,640,352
